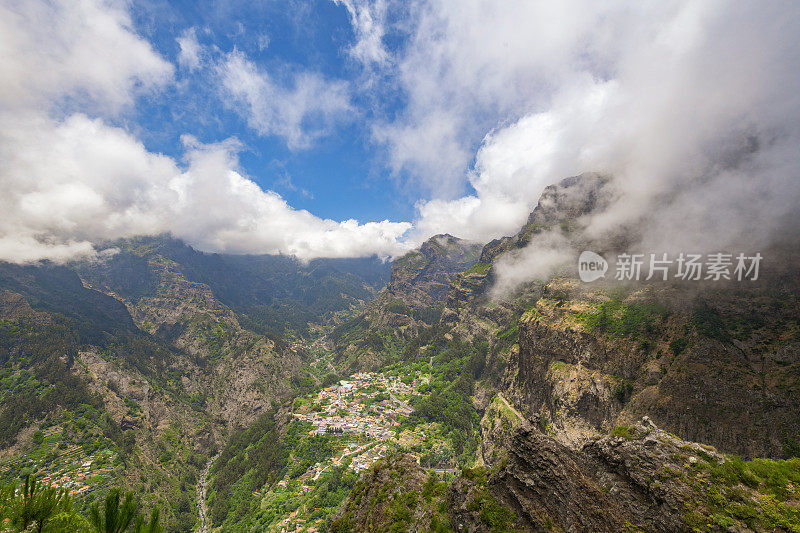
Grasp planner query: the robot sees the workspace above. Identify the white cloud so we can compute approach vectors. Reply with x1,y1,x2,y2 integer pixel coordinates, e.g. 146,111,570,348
490,231,573,298
373,0,613,193
169,136,411,259
217,51,353,150
0,0,173,112
0,0,409,264
333,0,389,66
177,27,202,70
387,0,800,279
0,112,411,263
3,0,799,270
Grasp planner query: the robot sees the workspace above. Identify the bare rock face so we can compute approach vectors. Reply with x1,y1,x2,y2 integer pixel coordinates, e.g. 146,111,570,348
505,280,800,459
440,173,612,328
478,172,611,265
488,418,727,533
85,251,303,431
376,234,482,326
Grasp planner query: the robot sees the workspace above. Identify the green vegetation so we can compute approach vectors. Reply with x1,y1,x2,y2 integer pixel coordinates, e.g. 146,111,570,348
89,489,162,533
392,251,429,272
208,408,369,531
689,301,767,344
669,336,689,356
496,320,519,349
385,298,412,316
463,262,491,276
611,425,635,440
0,319,104,448
208,409,288,528
398,335,487,467
461,467,516,531
330,457,452,533
576,296,668,339
0,475,161,532
411,302,445,325
612,379,634,403
688,455,800,531
262,463,359,531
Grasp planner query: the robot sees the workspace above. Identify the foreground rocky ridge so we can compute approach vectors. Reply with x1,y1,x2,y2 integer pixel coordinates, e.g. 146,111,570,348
332,415,800,532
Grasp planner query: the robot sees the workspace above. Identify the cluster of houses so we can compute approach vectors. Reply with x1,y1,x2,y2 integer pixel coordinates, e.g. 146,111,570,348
293,372,421,440
40,456,95,497
350,443,389,473
275,511,319,533
270,372,431,531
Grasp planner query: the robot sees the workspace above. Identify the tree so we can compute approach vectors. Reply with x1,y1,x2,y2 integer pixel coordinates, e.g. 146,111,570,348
0,475,87,532
89,489,137,533
133,508,162,533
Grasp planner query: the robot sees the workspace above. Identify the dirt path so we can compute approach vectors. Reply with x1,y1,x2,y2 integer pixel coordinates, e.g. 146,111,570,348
496,392,525,422
197,453,219,533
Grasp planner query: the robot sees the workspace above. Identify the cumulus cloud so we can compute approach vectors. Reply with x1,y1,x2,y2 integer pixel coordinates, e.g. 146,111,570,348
372,0,609,193
169,136,411,259
0,0,173,112
0,0,408,264
3,0,799,271
0,111,411,263
217,51,353,150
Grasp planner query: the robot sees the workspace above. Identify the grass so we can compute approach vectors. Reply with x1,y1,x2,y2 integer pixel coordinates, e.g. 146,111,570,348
611,425,635,440
575,297,667,339
689,455,800,531
463,262,491,276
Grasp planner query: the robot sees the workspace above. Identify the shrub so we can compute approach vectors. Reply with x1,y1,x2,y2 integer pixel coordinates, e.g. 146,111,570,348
669,337,689,356
611,425,634,440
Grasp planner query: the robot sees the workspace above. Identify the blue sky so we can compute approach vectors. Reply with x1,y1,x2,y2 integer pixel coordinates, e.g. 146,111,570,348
127,0,416,223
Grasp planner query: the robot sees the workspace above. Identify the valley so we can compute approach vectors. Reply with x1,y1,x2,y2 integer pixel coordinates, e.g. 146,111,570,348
1,175,799,532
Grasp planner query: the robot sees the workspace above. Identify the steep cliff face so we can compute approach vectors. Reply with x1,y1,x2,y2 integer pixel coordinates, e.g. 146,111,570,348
439,172,611,332
487,417,800,533
504,275,800,459
477,172,611,266
387,234,482,310
373,233,482,329
349,416,800,533
330,234,482,371
410,172,800,460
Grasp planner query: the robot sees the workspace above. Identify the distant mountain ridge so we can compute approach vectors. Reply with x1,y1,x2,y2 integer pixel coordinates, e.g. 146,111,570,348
77,235,391,337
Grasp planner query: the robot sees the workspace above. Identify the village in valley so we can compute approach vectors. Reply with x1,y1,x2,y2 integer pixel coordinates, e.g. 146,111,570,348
264,371,432,532
293,372,425,445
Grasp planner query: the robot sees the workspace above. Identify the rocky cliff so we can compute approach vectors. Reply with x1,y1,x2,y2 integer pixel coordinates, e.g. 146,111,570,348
477,417,800,532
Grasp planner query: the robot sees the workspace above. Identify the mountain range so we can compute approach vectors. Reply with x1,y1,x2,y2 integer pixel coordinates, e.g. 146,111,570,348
1,174,799,532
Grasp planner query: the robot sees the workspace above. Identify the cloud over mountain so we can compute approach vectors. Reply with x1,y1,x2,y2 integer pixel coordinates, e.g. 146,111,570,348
390,1,800,274
0,0,798,269
0,0,409,264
